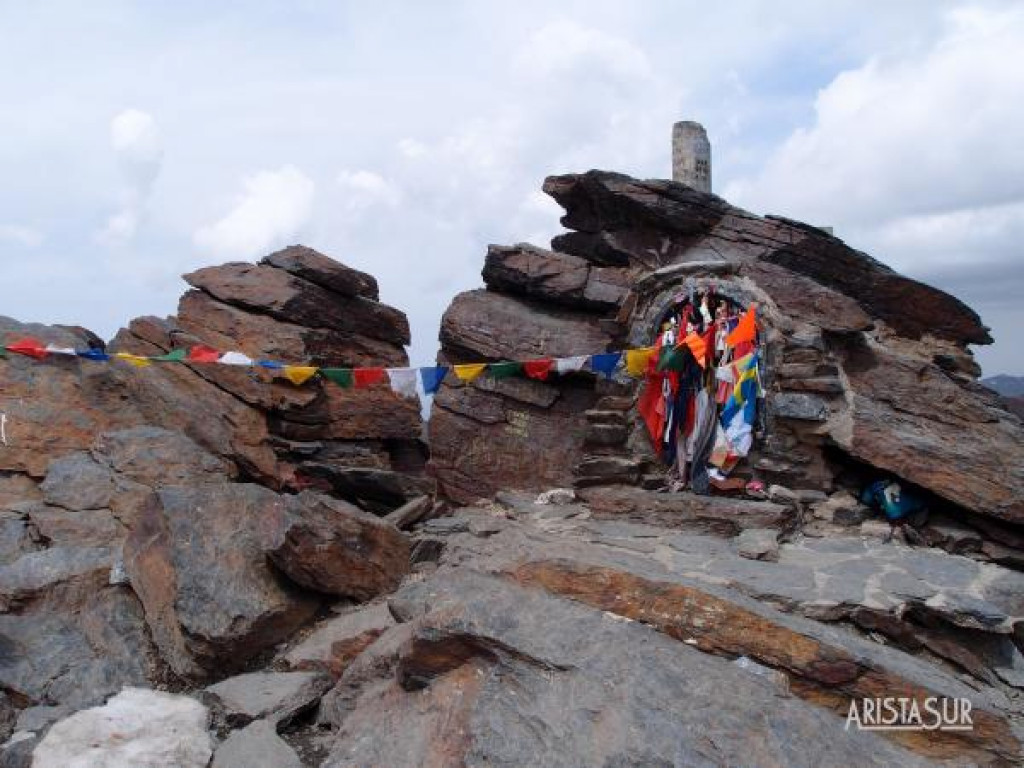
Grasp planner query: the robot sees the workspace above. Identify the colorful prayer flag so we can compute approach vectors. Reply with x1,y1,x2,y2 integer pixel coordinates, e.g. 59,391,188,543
453,363,487,382
625,348,654,377
153,349,187,362
555,355,588,374
354,367,385,388
589,352,621,379
188,345,221,363
387,368,419,399
523,358,553,381
321,368,353,388
44,344,77,356
219,351,254,366
115,352,152,367
420,366,448,394
725,304,758,347
77,348,110,361
488,362,522,379
680,332,709,368
283,366,318,385
6,338,48,359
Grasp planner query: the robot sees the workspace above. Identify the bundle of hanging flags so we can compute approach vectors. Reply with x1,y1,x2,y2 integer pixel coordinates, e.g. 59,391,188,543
0,337,657,400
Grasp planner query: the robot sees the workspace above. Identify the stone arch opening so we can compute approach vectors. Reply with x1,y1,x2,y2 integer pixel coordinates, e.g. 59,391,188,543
624,264,777,494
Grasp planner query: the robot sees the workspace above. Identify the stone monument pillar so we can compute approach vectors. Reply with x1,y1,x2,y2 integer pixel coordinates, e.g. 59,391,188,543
672,121,711,192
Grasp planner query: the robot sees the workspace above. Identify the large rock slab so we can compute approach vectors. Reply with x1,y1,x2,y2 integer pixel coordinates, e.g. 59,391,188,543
32,688,213,768
323,568,939,767
263,491,410,600
185,262,409,346
211,719,302,768
204,671,331,726
123,484,320,678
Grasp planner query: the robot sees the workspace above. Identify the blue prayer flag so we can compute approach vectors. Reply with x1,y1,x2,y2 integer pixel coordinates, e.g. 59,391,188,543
589,352,622,379
420,366,449,395
76,348,110,361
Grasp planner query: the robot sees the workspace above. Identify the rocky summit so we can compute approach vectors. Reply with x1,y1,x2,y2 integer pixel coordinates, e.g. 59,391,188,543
1,172,1023,767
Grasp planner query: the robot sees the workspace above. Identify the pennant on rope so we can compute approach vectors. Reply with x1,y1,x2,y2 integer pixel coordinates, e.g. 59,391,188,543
523,358,553,381
153,349,187,362
453,363,487,382
488,362,522,379
257,360,284,370
77,348,110,361
187,345,221,363
725,304,758,347
555,355,588,374
589,352,622,379
680,332,709,369
657,345,689,373
354,367,385,388
321,368,353,388
420,366,448,395
44,344,77,356
282,366,318,386
115,352,152,367
6,338,48,359
219,351,254,366
625,348,654,377
387,368,419,399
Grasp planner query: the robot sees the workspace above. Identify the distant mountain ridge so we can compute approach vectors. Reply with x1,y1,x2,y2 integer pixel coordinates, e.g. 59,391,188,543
984,374,1024,398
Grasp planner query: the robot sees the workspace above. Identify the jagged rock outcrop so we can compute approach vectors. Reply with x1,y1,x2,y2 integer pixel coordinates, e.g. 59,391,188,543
429,170,1024,530
1,246,428,509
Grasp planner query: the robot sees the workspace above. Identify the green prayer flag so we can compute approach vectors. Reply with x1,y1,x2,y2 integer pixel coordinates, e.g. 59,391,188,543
322,368,354,388
153,349,187,362
657,346,688,373
488,361,523,379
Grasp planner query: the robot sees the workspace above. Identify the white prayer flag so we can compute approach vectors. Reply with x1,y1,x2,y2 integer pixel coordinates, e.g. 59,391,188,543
555,355,588,374
44,344,77,356
387,368,419,400
219,351,254,366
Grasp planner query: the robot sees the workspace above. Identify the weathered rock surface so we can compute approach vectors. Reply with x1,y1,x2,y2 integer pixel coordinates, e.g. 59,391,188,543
317,503,1024,765
203,671,331,727
263,491,410,600
31,688,214,768
280,601,397,678
211,719,303,768
123,483,320,679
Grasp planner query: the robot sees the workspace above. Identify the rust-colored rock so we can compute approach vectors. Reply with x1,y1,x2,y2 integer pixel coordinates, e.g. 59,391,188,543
263,491,410,600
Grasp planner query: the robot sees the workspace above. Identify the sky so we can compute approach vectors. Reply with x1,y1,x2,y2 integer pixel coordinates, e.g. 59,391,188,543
1,1,1022,375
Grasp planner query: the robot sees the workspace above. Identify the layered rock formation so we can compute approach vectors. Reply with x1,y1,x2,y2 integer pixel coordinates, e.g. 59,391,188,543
3,176,1024,766
430,171,1024,532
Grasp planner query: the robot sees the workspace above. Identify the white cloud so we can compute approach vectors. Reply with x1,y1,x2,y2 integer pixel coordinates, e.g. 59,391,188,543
726,6,1024,227
194,165,315,258
0,224,43,248
515,19,653,86
98,108,163,246
337,170,402,211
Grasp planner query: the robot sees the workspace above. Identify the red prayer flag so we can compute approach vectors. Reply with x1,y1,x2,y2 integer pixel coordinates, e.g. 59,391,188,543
6,338,48,359
353,367,385,388
523,358,553,381
187,345,222,363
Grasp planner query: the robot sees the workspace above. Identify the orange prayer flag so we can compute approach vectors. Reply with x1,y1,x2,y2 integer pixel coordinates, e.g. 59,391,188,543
680,332,708,368
726,304,758,347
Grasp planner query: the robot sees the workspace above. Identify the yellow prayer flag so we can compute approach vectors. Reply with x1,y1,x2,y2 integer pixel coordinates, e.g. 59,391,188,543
115,352,152,367
453,363,488,382
624,347,654,377
283,366,319,386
